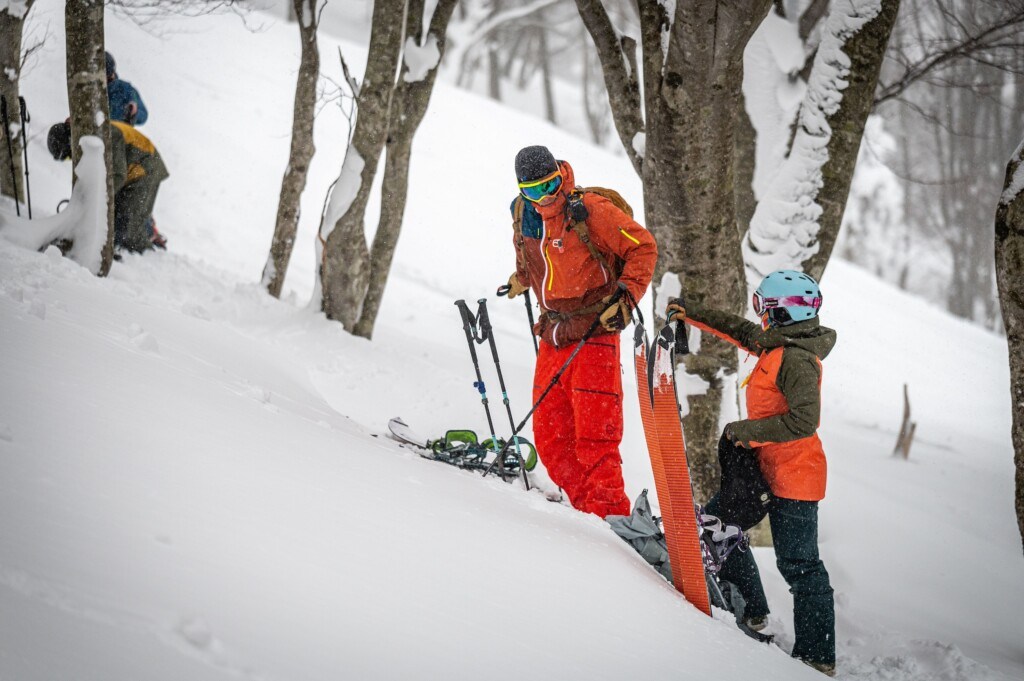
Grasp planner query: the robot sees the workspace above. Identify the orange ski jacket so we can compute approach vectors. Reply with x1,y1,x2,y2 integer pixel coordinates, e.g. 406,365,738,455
685,306,837,501
511,161,657,347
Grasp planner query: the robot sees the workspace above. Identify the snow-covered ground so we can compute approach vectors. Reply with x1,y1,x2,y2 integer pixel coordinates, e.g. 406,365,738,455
2,3,1022,680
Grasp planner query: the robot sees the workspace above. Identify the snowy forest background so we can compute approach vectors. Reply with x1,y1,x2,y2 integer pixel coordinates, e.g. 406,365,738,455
8,0,1021,327
294,0,1023,329
249,0,1024,329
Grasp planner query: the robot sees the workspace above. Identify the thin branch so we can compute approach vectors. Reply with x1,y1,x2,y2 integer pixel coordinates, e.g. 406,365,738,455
575,0,645,176
338,45,360,97
875,9,1024,106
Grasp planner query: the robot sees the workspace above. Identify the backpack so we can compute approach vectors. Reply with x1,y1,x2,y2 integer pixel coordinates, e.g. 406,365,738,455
716,435,773,530
512,186,633,278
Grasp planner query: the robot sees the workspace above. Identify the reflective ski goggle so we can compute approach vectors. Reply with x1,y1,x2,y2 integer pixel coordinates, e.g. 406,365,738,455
752,292,823,317
518,170,563,202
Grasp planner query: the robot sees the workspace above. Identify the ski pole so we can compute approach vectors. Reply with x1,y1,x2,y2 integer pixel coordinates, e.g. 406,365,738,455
496,283,539,356
454,299,503,468
488,283,627,464
0,95,20,217
18,97,30,219
475,298,531,489
523,291,538,355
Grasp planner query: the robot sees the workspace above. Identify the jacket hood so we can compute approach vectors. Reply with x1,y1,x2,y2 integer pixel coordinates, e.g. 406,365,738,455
535,160,576,221
760,318,836,359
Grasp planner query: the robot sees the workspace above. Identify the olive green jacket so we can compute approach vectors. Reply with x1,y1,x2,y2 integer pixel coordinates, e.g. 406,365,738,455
687,305,837,445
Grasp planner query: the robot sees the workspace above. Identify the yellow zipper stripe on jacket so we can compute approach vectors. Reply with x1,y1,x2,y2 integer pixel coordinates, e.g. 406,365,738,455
619,228,641,245
544,243,555,291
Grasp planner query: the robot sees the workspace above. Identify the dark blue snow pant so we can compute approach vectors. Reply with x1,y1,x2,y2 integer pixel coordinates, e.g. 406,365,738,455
706,494,835,666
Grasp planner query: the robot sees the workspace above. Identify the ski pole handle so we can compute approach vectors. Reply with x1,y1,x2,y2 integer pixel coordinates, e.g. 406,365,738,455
668,296,690,356
496,284,511,297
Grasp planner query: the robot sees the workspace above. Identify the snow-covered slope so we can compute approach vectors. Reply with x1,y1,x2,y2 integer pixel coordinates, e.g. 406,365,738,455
2,3,1022,680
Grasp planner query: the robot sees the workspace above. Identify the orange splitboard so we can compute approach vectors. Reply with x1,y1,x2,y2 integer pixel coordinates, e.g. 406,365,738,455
633,324,711,615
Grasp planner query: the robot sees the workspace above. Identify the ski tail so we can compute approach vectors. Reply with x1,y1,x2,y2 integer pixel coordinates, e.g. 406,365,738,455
633,323,712,615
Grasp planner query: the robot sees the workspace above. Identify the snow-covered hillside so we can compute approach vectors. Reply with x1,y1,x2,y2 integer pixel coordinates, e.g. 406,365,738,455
2,3,1022,680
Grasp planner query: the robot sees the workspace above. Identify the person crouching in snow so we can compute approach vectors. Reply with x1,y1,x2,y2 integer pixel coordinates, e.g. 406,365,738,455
505,145,656,518
667,270,837,677
48,120,169,253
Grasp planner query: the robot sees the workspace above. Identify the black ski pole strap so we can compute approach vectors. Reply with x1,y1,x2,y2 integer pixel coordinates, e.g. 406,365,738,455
475,298,493,338
668,295,690,356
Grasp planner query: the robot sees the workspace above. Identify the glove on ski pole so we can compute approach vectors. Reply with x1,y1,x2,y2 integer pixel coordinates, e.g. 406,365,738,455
668,295,690,355
496,282,539,356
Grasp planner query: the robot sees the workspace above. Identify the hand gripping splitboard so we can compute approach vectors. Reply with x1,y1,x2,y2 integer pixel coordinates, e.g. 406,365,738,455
632,323,711,615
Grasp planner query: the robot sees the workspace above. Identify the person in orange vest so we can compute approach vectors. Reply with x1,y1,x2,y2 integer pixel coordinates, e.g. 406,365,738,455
668,270,837,677
506,145,657,518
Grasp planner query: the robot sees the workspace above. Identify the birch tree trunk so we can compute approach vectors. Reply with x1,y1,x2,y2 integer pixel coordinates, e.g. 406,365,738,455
66,0,114,277
995,140,1024,555
263,0,320,299
318,0,404,328
0,2,34,207
352,0,458,339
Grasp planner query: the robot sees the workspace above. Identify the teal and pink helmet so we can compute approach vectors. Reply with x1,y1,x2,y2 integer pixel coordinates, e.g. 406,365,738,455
753,270,822,327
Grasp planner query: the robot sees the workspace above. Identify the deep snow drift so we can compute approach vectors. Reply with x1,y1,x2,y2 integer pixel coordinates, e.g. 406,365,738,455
1,3,1022,680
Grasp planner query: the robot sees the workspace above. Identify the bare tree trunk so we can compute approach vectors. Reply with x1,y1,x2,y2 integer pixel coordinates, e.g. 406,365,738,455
574,0,644,176
318,0,405,328
263,0,320,299
65,0,114,277
0,2,34,207
802,0,900,280
352,0,459,339
994,139,1024,555
581,29,609,146
487,46,502,100
734,95,757,238
537,22,556,124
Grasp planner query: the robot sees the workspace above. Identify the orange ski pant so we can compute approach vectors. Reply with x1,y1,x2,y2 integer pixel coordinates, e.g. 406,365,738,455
532,336,630,518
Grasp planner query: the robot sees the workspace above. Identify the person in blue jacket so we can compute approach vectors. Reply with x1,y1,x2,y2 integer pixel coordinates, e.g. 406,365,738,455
105,52,164,247
106,52,148,126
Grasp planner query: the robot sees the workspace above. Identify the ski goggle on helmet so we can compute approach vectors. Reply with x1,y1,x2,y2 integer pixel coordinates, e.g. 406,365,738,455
752,270,822,327
518,169,563,202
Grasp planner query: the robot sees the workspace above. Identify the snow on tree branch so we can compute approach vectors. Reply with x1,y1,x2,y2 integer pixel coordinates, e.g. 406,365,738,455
1000,139,1024,207
742,0,883,286
1,0,31,18
403,34,440,83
